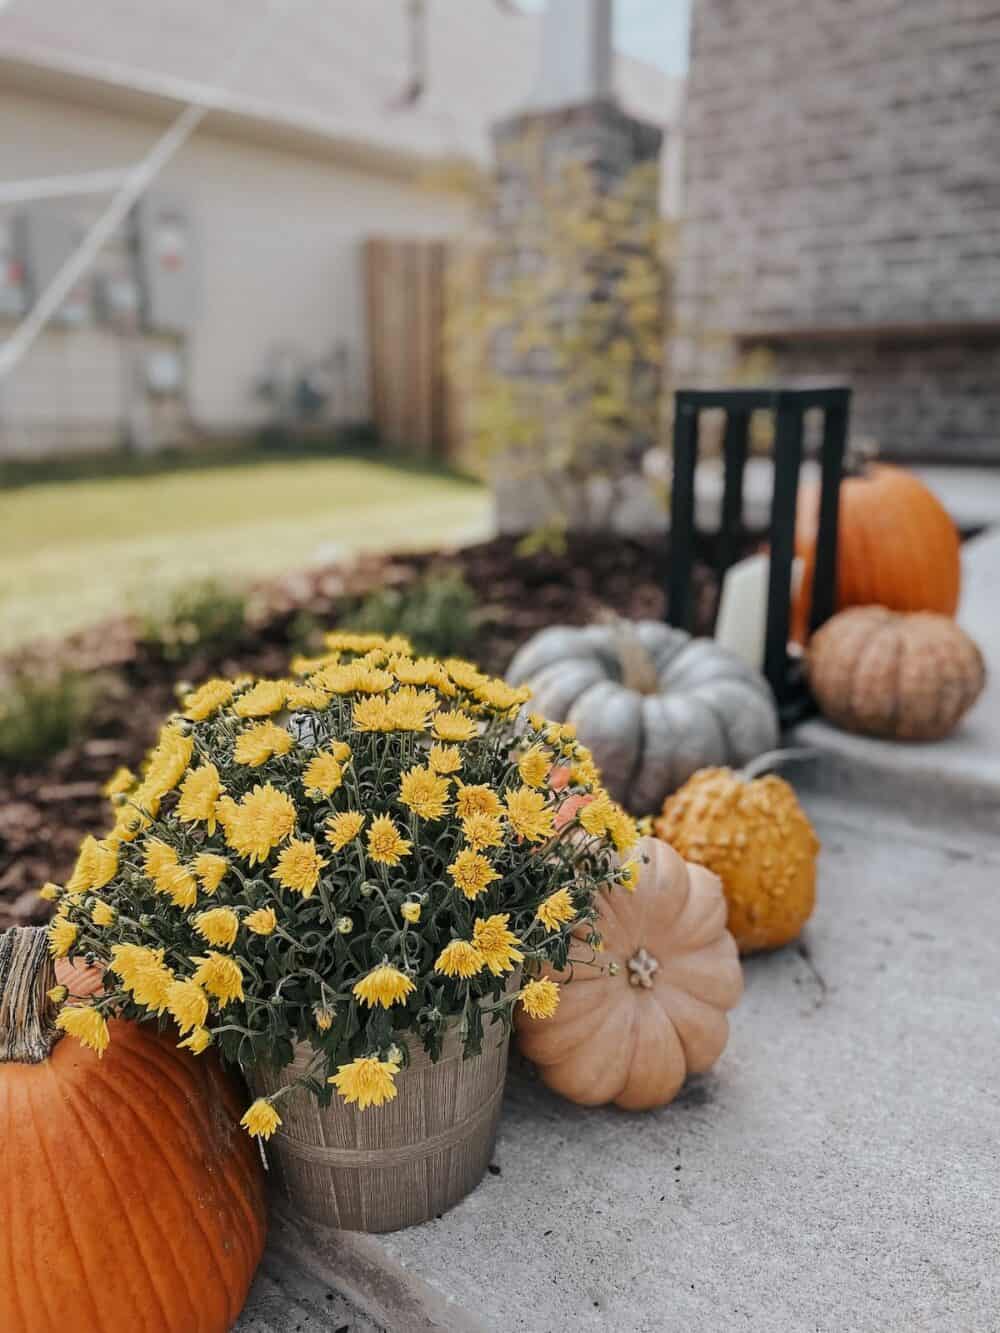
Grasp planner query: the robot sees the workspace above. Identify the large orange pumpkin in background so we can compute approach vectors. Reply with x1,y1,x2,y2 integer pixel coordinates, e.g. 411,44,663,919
793,463,961,642
1,927,266,1333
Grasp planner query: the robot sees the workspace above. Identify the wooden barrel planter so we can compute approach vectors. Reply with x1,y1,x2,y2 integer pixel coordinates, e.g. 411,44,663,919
251,1021,512,1233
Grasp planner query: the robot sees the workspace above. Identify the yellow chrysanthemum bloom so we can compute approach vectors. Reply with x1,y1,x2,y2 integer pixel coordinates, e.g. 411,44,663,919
399,765,450,821
158,862,199,910
454,783,502,819
392,655,448,689
314,1006,335,1031
619,859,640,892
472,914,524,976
110,944,173,1014
401,901,421,924
427,743,462,774
178,1026,212,1055
194,907,240,949
143,725,194,800
527,712,547,732
517,745,552,790
324,631,412,656
302,752,343,798
606,806,640,855
353,963,416,1009
47,984,68,1004
272,838,327,896
166,978,209,1034
55,1004,110,1057
224,784,297,865
233,679,288,718
67,835,118,894
193,852,228,895
577,793,616,838
176,763,224,830
191,952,244,1005
329,1056,400,1110
366,815,412,866
444,658,488,692
461,811,505,851
326,810,366,851
475,679,531,714
537,887,576,931
447,848,500,900
234,721,293,768
91,900,116,927
183,678,235,720
389,686,439,732
38,882,61,902
245,906,278,935
291,650,338,676
48,917,78,958
350,666,396,695
102,766,136,798
519,977,560,1020
241,1097,282,1139
432,709,479,742
352,695,396,732
434,939,485,979
284,682,330,711
143,838,178,882
504,786,556,843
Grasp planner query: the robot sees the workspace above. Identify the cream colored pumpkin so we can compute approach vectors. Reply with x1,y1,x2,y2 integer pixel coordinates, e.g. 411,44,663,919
515,837,743,1110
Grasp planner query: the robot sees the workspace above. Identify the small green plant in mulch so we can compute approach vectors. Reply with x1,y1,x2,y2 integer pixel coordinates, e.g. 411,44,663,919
137,579,248,663
346,569,479,659
0,669,98,767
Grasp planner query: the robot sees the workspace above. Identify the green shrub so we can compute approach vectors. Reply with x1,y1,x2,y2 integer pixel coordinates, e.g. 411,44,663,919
0,669,98,767
347,568,478,659
138,579,247,662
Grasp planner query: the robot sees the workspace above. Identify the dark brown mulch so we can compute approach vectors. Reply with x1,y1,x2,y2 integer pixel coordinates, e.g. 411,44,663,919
0,533,726,930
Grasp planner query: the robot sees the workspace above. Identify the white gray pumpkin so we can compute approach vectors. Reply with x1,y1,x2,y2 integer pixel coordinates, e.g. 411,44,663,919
506,619,780,812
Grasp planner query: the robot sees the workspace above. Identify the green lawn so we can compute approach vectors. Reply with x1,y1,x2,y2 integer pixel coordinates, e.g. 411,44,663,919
0,457,490,650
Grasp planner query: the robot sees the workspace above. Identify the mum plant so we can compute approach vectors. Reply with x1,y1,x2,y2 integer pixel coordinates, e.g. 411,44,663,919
46,633,637,1140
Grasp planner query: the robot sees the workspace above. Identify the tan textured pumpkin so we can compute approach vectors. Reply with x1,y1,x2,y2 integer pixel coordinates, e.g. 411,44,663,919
806,606,986,740
0,926,267,1333
655,767,819,955
515,837,742,1110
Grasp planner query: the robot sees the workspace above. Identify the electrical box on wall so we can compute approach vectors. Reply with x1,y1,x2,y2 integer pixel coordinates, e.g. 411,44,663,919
132,194,197,334
14,207,91,327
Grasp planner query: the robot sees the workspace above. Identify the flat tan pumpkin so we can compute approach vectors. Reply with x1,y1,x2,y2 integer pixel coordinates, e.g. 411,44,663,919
516,837,742,1110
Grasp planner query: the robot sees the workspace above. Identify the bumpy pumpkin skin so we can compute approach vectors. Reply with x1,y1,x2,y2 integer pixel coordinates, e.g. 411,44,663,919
806,606,986,741
794,464,961,641
655,768,819,955
515,837,743,1111
0,1019,267,1333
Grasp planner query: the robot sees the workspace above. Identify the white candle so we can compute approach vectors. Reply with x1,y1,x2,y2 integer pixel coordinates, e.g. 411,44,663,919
714,554,803,671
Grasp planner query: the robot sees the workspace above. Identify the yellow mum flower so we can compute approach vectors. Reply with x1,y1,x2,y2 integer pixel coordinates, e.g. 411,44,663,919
143,725,194,800
302,752,343,798
366,816,412,866
143,838,178,882
47,984,68,1004
353,963,416,1009
448,848,500,900
620,859,640,892
537,887,576,931
194,907,240,949
399,765,451,820
183,678,235,720
314,1006,335,1031
517,745,552,789
324,630,412,656
48,917,78,958
245,906,278,935
91,900,116,927
461,811,504,850
445,659,488,691
272,838,327,896
389,686,439,732
350,666,395,695
352,695,396,732
176,763,224,830
166,979,209,1035
241,1097,282,1139
191,952,244,1004
110,944,173,1014
475,679,531,713
433,709,479,742
504,786,555,843
577,794,616,838
329,1056,400,1110
401,901,421,924
55,1004,110,1057
455,783,501,819
224,784,297,865
233,679,288,718
520,977,560,1019
472,914,524,976
159,862,199,910
102,766,136,798
434,939,485,979
606,806,640,855
38,882,61,902
392,655,447,689
428,743,462,774
234,721,293,768
193,852,228,895
178,1026,212,1055
285,682,330,710
326,810,366,851
67,835,117,894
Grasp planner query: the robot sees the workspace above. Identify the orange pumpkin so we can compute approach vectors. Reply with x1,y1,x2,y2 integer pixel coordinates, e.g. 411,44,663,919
515,838,742,1110
1,927,266,1333
793,464,960,641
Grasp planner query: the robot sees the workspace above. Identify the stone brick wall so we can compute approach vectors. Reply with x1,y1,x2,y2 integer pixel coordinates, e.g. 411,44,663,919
673,0,1000,460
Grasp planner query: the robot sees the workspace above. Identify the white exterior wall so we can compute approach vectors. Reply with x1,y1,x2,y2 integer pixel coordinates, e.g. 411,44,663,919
0,89,471,454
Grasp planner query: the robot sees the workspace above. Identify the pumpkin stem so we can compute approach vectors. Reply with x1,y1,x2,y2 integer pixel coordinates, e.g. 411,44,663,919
601,615,660,694
740,747,818,781
0,927,61,1064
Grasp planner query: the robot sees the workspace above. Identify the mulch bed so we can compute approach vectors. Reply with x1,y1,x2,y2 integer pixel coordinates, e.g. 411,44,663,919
0,533,726,931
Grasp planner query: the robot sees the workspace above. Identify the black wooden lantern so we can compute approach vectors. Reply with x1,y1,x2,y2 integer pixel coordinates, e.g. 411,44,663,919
666,386,851,722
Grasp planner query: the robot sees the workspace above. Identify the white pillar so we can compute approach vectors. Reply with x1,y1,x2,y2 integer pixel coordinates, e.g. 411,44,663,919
532,0,614,109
